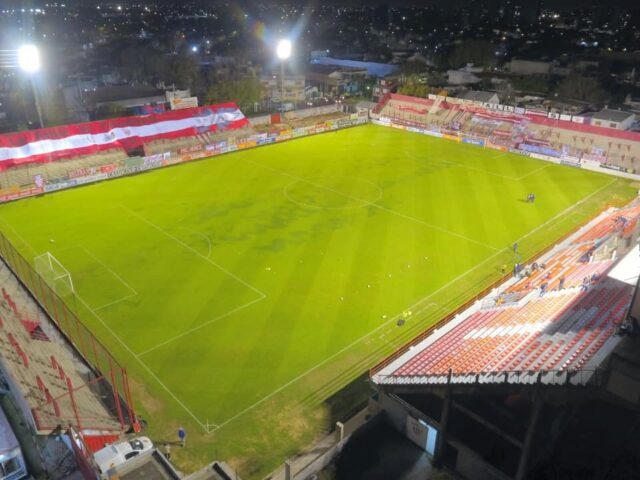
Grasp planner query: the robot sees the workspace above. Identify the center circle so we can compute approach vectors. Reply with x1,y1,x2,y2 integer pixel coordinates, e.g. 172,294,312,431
283,176,383,210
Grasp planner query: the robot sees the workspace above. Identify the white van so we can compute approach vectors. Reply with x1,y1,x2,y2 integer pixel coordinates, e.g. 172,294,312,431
0,408,28,480
93,436,153,477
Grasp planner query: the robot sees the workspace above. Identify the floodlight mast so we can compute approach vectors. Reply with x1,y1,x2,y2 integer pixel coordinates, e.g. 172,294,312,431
18,44,44,128
276,40,292,112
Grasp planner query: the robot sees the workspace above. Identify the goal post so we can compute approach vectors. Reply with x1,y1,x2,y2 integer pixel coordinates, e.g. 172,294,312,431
34,252,75,297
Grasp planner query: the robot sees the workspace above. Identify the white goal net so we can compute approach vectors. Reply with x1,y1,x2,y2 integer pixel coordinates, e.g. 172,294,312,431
34,252,75,297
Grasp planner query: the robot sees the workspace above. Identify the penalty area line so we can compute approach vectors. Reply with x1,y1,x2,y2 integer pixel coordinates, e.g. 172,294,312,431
93,292,138,311
119,204,266,299
74,293,212,433
210,182,617,432
137,295,266,357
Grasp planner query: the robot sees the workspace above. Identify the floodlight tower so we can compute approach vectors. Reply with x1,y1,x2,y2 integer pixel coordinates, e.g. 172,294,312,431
18,45,44,128
276,39,292,111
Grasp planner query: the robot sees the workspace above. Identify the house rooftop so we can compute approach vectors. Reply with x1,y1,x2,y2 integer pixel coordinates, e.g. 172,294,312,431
462,90,499,103
591,108,634,122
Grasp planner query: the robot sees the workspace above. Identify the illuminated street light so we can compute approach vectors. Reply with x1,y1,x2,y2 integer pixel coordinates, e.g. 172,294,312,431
18,44,44,128
18,44,40,73
276,39,292,60
276,39,292,112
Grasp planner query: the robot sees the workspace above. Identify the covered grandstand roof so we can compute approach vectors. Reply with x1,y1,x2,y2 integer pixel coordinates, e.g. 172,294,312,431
372,202,640,388
310,57,399,77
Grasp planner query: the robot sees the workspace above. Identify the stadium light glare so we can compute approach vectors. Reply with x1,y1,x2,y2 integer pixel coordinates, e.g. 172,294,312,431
276,39,292,60
18,45,40,73
191,45,198,53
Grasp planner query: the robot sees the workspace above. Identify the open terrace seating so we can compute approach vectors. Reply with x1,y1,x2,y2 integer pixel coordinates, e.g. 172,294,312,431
374,201,640,386
0,262,123,433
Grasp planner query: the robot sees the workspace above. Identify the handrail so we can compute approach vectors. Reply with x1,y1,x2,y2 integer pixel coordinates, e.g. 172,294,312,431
369,204,612,376
373,367,604,387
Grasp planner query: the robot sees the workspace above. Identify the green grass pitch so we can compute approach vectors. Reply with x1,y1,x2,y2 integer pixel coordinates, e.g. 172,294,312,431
0,124,634,475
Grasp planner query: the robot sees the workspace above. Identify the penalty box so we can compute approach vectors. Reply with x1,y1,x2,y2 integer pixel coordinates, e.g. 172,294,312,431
38,245,138,310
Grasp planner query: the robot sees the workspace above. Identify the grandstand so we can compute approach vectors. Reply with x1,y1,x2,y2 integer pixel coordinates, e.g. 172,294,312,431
0,102,356,202
0,90,638,478
370,200,640,479
0,256,131,443
374,94,640,173
373,202,639,387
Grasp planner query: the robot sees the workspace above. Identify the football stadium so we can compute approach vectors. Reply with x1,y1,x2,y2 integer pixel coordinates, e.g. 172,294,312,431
1,93,640,478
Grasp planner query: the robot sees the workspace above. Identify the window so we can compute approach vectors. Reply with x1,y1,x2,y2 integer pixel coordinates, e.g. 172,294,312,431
0,457,22,477
124,451,139,461
611,123,617,128
129,439,143,450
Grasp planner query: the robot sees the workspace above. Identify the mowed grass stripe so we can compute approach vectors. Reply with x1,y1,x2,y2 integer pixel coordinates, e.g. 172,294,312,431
0,124,634,478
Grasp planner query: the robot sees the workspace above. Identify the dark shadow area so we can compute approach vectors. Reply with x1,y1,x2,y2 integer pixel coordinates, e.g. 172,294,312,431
333,414,433,480
528,399,640,480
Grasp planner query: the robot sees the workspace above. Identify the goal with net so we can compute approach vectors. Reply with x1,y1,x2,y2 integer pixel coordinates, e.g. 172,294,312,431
34,252,75,297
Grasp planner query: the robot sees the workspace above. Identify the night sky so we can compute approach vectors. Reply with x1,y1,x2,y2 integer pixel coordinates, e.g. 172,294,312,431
3,0,640,7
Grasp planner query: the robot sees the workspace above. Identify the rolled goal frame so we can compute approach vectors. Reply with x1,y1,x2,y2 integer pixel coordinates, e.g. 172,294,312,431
34,251,75,296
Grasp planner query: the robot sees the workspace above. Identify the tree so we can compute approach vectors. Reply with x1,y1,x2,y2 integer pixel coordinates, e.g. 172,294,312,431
166,52,200,90
96,104,126,120
40,89,69,126
398,75,429,98
496,81,515,104
556,74,607,103
205,77,264,111
400,60,428,76
449,39,495,69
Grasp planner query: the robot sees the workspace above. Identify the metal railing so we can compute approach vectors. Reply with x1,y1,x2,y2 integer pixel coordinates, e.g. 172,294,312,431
0,231,136,431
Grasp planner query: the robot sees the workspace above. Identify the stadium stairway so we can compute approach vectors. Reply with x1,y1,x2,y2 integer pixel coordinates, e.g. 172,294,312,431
0,261,122,433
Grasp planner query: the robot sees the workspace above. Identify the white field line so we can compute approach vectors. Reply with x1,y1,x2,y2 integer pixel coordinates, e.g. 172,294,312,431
119,205,266,299
0,216,39,257
459,164,551,181
178,228,213,258
209,178,618,431
0,217,213,433
243,158,500,253
79,245,138,296
211,246,510,432
137,295,265,356
74,294,212,433
512,179,617,244
93,292,138,311
11,206,122,232
514,164,551,180
0,177,620,433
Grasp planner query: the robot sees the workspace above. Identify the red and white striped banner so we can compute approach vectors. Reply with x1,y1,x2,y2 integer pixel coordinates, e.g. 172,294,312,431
0,103,248,170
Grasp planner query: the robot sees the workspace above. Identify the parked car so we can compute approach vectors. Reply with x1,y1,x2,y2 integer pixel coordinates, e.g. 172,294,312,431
94,436,153,477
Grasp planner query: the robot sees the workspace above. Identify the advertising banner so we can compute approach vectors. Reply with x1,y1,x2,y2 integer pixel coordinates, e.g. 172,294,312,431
177,144,204,155
463,137,485,146
181,152,207,162
100,163,119,173
560,157,582,168
125,157,144,168
486,142,507,152
1,115,371,204
0,186,44,202
518,143,561,157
